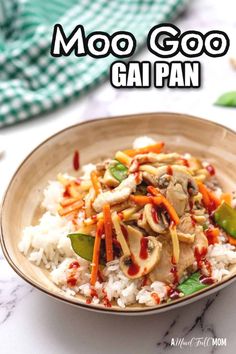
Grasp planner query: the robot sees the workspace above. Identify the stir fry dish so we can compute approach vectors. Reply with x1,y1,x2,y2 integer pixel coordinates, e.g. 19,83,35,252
19,137,236,308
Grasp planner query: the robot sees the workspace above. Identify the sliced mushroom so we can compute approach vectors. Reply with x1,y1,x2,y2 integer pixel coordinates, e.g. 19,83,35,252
144,203,167,234
120,226,162,279
137,210,154,234
166,181,188,216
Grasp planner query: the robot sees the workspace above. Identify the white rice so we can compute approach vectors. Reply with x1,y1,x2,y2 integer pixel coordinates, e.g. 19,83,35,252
132,136,156,149
18,167,236,308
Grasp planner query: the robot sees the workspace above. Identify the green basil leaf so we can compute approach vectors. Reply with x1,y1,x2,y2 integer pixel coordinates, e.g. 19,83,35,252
109,161,128,182
215,91,236,107
177,272,208,296
67,233,106,265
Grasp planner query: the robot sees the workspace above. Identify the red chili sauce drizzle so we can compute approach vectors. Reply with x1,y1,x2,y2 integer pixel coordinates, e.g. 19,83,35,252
102,289,112,308
118,212,124,221
131,159,140,173
151,293,160,304
73,150,80,171
206,164,215,176
141,275,148,287
188,200,196,226
204,228,219,245
69,261,80,269
139,237,149,260
190,215,196,227
121,225,128,241
90,288,98,298
179,157,190,167
67,261,80,286
194,247,212,276
168,288,181,300
91,215,98,222
63,185,71,198
151,206,159,223
167,165,173,175
194,247,207,269
67,277,77,287
170,256,179,286
128,257,140,277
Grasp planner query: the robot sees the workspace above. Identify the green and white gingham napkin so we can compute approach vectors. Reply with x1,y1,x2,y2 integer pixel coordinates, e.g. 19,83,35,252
0,0,188,127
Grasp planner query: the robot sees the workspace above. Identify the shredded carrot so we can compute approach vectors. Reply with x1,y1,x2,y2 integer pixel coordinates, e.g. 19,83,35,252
228,235,236,246
103,204,113,262
204,227,219,245
90,219,104,286
60,197,82,207
221,193,232,206
147,185,160,196
130,195,152,205
90,171,102,196
130,194,179,225
153,196,180,225
58,200,83,216
123,142,164,157
198,181,220,213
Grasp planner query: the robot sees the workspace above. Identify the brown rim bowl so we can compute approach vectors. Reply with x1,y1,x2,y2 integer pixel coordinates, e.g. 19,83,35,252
1,112,236,315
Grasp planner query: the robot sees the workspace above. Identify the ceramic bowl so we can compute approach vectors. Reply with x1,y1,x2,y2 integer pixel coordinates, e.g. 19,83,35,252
1,112,236,315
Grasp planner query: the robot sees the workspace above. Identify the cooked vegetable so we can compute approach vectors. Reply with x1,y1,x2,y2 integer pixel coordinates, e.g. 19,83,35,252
131,194,180,225
119,226,162,279
59,200,83,216
198,181,220,213
228,235,236,246
169,224,180,264
90,171,102,196
91,219,104,285
177,272,208,295
204,227,219,245
123,142,164,157
22,136,236,308
112,212,130,255
109,161,128,182
67,232,105,264
103,204,113,262
214,201,236,238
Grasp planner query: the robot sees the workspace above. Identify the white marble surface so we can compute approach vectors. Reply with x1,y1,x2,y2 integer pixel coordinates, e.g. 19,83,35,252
1,0,236,353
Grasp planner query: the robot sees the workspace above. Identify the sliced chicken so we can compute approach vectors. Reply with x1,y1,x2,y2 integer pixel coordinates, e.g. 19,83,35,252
150,227,208,283
92,173,141,212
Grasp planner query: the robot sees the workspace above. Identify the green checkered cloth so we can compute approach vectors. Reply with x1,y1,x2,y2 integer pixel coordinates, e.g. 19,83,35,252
0,0,188,127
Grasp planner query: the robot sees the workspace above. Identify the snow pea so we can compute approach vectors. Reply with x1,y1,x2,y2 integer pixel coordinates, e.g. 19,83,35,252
109,161,128,182
68,233,106,264
214,201,236,238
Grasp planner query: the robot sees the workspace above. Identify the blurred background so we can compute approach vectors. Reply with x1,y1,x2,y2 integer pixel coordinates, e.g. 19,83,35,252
0,0,235,198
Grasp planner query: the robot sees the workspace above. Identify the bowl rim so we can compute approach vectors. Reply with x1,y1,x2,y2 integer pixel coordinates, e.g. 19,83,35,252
1,111,236,314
